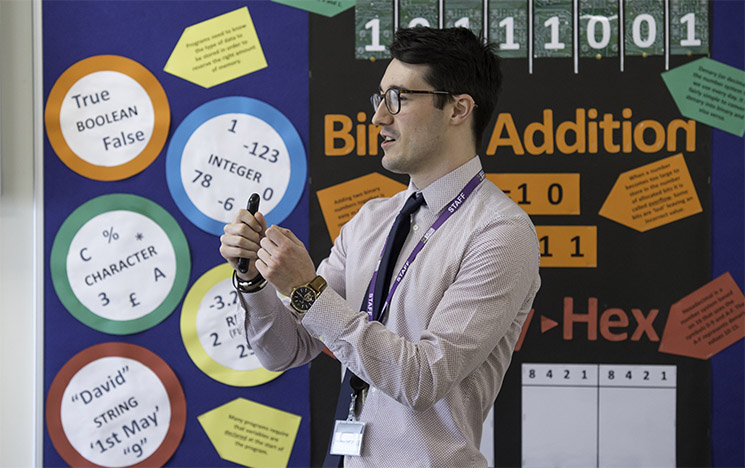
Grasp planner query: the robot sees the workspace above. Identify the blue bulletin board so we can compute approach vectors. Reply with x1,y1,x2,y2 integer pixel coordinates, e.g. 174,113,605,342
710,2,744,466
42,1,311,466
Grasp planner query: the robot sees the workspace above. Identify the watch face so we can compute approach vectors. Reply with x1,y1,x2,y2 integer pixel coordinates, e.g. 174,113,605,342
291,286,316,311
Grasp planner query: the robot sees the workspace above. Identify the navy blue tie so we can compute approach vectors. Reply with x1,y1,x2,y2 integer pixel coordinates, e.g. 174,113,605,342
323,193,425,467
372,192,425,321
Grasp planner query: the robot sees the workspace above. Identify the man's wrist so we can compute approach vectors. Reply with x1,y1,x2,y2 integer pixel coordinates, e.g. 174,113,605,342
289,275,327,313
232,270,267,293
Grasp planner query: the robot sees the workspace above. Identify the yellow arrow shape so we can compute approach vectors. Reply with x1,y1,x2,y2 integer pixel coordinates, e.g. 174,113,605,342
164,7,267,88
198,397,301,468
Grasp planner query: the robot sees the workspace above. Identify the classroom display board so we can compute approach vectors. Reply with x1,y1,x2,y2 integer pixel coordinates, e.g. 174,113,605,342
306,1,742,467
41,1,743,467
42,2,311,467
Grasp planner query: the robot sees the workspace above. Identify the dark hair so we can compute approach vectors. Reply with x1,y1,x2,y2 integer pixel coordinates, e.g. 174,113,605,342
389,27,502,149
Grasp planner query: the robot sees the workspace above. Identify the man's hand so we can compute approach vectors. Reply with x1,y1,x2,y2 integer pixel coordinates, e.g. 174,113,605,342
220,209,268,280
256,225,317,296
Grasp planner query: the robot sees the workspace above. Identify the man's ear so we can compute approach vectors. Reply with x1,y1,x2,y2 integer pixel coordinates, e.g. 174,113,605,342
449,94,476,126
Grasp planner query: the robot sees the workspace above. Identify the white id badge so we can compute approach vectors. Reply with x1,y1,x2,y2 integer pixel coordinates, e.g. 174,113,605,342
329,420,366,456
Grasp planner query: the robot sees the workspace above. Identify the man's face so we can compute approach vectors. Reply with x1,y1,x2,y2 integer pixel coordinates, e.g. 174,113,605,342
372,59,450,182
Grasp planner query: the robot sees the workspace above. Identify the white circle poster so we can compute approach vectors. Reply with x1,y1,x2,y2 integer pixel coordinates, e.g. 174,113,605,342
46,343,186,467
44,55,170,181
59,70,155,167
166,97,307,234
50,194,191,335
180,263,282,386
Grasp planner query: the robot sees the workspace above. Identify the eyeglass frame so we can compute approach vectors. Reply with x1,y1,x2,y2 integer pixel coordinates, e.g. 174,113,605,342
370,87,453,115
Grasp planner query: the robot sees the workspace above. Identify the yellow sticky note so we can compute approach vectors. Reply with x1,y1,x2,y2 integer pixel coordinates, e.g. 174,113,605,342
165,7,268,88
198,398,301,468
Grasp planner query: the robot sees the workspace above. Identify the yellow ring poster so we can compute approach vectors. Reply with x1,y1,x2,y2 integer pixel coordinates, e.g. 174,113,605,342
181,263,282,387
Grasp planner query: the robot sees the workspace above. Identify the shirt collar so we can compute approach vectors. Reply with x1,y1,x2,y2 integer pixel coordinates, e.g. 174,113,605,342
407,156,483,215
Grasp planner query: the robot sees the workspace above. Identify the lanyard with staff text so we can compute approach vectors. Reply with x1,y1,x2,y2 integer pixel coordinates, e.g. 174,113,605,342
366,170,485,322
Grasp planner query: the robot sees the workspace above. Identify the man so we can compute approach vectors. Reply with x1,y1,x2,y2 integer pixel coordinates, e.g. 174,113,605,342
220,27,540,467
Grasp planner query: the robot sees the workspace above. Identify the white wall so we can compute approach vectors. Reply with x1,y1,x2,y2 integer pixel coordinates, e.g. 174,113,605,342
0,0,38,466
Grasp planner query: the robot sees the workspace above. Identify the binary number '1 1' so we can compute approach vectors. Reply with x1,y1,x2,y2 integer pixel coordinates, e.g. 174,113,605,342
540,235,584,258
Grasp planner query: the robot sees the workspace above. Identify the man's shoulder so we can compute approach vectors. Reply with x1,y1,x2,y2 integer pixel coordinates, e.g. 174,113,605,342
357,190,408,215
464,182,540,262
474,179,533,222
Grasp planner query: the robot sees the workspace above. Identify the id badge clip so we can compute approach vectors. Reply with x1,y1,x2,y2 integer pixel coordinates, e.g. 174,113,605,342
329,392,366,457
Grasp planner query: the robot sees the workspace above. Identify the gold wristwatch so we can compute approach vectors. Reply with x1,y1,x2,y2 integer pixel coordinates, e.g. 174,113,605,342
290,275,327,313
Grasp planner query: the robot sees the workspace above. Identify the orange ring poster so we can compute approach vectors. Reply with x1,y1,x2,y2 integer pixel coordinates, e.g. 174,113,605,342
44,55,170,181
46,342,186,467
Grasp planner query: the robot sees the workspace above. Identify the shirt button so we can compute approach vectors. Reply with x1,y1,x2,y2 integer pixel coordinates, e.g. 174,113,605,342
412,225,419,231
371,387,376,393
319,336,325,343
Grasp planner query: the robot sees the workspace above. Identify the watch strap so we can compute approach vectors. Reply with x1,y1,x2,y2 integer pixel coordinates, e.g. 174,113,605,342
308,275,327,294
232,270,268,293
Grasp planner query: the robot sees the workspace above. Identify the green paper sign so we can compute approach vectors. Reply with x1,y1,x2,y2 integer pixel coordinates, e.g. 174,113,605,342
662,57,745,137
271,0,354,18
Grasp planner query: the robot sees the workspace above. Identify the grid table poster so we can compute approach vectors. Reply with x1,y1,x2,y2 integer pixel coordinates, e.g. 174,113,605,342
308,1,712,466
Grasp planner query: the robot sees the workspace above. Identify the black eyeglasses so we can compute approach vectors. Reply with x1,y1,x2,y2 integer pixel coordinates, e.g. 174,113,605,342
370,88,452,115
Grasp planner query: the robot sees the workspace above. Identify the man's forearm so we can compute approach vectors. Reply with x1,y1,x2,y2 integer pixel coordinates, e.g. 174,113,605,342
239,284,324,371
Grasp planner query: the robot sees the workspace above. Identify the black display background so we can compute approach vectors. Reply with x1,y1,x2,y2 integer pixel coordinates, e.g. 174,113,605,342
308,7,713,467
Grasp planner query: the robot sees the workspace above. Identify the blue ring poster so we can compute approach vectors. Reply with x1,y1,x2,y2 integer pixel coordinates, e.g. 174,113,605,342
166,96,307,234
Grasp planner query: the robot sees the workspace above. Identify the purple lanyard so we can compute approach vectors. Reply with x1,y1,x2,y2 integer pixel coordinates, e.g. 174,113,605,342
365,170,485,321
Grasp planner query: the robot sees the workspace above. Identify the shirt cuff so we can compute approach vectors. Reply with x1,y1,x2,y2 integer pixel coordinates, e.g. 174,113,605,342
238,282,279,320
301,286,363,347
